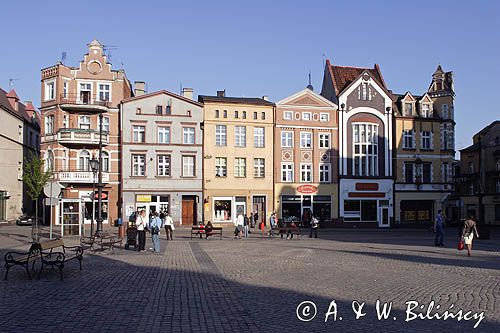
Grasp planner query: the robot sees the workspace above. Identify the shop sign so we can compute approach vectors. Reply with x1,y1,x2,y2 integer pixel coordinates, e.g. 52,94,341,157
136,195,152,202
94,192,108,200
297,185,317,194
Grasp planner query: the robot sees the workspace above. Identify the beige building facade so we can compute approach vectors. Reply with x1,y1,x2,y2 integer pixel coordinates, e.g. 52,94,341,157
40,40,132,235
199,92,274,226
274,88,338,225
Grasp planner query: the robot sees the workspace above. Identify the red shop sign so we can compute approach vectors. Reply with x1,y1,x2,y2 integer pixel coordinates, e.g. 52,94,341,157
297,185,318,194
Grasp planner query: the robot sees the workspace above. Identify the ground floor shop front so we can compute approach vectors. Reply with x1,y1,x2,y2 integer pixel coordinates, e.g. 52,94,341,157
274,184,338,225
394,191,450,225
339,179,393,227
49,184,118,237
123,191,202,226
204,189,273,226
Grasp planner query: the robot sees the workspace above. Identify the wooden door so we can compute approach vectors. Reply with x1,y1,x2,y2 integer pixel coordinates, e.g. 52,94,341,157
182,196,197,225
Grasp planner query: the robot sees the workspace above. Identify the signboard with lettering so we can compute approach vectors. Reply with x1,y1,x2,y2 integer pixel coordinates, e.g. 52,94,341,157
297,185,318,194
136,195,152,202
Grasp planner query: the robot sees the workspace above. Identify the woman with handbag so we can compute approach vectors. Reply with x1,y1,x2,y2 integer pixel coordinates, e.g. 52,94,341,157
462,215,479,256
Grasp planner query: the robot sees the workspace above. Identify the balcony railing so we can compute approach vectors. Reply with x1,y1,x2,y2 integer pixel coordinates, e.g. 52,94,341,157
58,128,109,145
57,171,109,183
59,93,111,110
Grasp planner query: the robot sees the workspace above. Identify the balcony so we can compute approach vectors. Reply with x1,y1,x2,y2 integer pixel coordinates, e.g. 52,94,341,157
59,93,111,112
57,171,109,183
58,128,108,146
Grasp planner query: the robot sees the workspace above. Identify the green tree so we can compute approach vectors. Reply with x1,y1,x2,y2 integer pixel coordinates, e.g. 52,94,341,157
23,153,52,242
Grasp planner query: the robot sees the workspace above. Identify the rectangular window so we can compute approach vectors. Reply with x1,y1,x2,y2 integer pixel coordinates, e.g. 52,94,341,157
157,155,171,176
45,115,54,134
45,81,55,101
98,84,110,101
319,133,330,148
102,116,110,132
223,110,227,118
300,132,312,148
182,156,195,177
360,83,369,100
183,127,195,144
62,114,68,128
215,110,219,118
215,157,227,177
254,158,265,178
133,125,145,143
353,124,378,176
403,129,414,149
79,115,91,130
156,105,163,115
132,154,146,176
253,112,257,120
284,111,293,120
63,81,68,98
281,163,293,182
215,125,227,146
234,111,239,119
281,131,293,148
421,104,430,118
254,127,265,148
234,158,246,177
302,112,311,121
404,162,414,183
442,104,449,118
242,111,246,119
319,163,331,183
442,162,449,183
158,127,170,144
422,163,432,183
421,131,431,149
320,113,329,122
300,163,312,182
235,126,246,147
261,112,265,120
404,103,413,116
166,103,171,115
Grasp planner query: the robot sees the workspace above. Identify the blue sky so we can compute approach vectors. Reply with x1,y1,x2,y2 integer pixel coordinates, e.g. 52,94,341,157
1,0,498,151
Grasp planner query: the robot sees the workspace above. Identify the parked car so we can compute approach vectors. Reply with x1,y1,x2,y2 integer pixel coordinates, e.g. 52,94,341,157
16,215,37,226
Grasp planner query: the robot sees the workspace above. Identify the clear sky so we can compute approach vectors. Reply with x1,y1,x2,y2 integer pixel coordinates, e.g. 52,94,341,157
1,0,498,151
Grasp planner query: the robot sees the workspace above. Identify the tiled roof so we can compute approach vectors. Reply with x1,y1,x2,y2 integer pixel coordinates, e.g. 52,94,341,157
331,64,386,95
198,95,274,106
0,88,40,128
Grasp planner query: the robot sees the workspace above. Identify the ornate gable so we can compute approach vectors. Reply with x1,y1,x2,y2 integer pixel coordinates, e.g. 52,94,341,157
277,89,337,108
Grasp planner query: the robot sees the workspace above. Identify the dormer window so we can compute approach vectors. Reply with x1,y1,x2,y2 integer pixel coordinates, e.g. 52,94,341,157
421,104,431,118
404,103,413,117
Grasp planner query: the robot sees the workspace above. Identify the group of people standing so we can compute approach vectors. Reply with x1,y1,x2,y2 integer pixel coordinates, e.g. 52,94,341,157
133,210,175,253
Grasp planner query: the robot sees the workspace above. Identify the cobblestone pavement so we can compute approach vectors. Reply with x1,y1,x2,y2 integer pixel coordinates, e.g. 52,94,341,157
0,224,498,332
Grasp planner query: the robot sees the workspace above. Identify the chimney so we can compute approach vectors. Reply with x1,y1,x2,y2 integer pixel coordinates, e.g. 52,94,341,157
216,90,226,98
262,95,269,101
24,101,36,119
6,89,19,111
134,81,146,96
182,87,194,100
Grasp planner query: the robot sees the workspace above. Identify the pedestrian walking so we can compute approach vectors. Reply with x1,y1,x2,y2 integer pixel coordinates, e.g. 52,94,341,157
164,212,174,240
149,212,162,253
462,215,479,256
243,214,249,238
310,216,319,238
253,211,259,227
234,213,244,239
136,210,147,252
269,212,277,237
250,211,255,228
434,210,445,246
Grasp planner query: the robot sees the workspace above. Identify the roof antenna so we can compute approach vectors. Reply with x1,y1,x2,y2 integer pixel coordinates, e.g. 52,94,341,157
9,78,19,90
307,71,313,91
180,82,183,95
61,51,67,64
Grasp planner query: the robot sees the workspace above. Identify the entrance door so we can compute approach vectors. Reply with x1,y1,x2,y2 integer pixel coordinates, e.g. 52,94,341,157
182,196,197,225
252,196,266,225
60,200,82,236
379,207,390,228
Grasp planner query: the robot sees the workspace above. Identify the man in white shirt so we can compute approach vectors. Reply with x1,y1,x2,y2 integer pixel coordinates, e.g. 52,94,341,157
136,210,147,251
164,213,174,240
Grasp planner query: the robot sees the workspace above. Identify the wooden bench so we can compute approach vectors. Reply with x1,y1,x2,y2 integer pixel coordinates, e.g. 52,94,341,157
275,227,301,239
80,235,96,251
94,232,122,253
191,226,223,239
4,243,42,280
4,239,83,281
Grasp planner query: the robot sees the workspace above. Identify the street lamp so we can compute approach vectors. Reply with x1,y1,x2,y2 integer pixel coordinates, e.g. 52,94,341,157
89,158,99,236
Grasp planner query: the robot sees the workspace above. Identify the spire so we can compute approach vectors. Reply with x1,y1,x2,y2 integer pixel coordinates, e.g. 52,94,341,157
306,70,314,91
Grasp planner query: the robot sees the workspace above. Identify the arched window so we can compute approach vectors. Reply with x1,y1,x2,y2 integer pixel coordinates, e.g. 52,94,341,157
45,150,55,172
79,150,91,171
101,151,109,172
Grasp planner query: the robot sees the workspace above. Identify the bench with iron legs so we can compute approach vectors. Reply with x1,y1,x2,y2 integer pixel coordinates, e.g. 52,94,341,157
80,232,122,253
4,239,83,281
191,227,223,239
270,227,301,239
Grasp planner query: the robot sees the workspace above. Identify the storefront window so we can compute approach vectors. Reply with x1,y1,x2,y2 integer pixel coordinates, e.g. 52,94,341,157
344,200,377,221
313,196,331,222
214,199,232,222
281,195,301,223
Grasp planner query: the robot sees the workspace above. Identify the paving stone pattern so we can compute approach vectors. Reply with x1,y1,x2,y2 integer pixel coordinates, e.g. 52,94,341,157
0,225,498,332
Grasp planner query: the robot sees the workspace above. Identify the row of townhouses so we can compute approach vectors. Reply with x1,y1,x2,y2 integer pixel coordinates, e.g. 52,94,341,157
35,40,464,236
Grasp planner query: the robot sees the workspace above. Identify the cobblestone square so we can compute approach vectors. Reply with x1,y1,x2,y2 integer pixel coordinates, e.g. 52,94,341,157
0,225,498,332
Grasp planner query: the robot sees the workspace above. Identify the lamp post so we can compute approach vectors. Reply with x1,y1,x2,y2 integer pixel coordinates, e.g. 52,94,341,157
96,111,104,234
89,158,99,236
